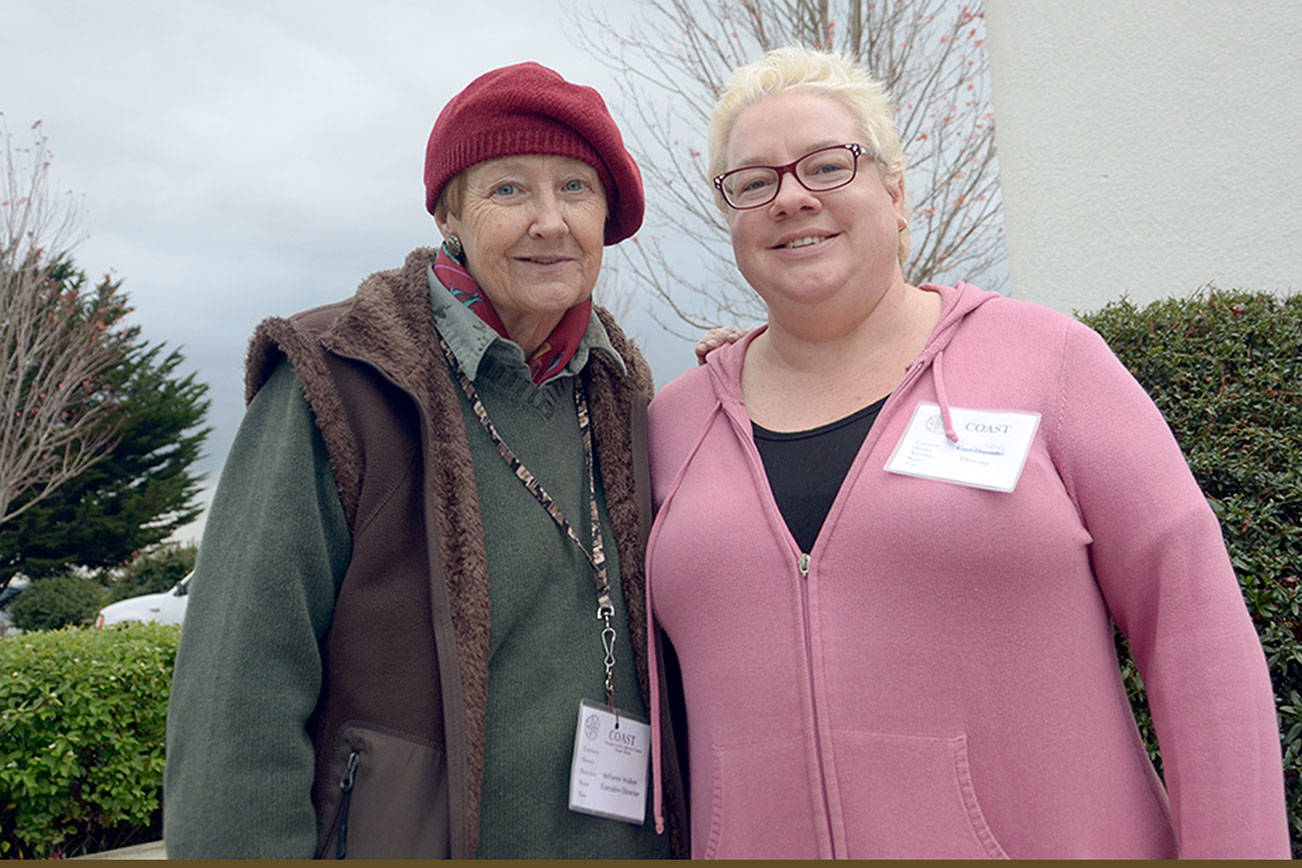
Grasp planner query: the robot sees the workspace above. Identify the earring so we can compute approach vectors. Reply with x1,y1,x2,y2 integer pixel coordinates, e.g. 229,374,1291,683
445,234,463,258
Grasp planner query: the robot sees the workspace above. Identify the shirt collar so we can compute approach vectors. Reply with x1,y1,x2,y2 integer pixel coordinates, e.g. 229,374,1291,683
426,263,626,384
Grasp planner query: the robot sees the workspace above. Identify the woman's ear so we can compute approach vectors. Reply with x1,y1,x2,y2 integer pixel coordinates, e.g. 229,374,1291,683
433,203,455,238
889,175,907,230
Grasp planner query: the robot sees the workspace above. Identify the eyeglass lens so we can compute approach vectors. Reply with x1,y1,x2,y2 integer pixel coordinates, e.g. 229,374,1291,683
719,145,859,208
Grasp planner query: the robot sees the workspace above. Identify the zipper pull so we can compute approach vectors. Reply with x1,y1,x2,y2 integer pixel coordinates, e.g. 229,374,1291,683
337,751,359,859
798,552,811,578
341,750,358,790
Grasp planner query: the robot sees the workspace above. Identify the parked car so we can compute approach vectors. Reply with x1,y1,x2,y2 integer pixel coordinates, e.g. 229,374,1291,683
0,583,24,609
95,572,192,627
0,582,26,634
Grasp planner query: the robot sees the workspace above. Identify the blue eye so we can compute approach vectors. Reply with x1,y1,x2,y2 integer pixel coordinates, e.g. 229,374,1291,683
562,178,586,192
494,183,519,197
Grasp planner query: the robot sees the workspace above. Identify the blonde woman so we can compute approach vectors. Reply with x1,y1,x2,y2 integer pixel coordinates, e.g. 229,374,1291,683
644,46,1287,859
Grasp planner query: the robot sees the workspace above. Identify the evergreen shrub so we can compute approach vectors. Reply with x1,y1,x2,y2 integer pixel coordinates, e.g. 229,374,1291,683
1079,287,1302,855
9,573,106,631
0,623,179,858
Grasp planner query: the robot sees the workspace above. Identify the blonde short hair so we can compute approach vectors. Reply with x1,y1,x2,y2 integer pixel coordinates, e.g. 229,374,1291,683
708,46,910,263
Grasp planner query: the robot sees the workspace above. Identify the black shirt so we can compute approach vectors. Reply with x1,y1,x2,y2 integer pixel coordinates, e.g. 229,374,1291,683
752,396,886,554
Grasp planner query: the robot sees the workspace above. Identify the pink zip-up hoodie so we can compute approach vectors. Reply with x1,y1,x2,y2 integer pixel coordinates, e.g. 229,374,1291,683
645,283,1288,859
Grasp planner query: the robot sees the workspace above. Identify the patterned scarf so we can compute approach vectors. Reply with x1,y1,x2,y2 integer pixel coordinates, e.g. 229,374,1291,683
431,243,593,384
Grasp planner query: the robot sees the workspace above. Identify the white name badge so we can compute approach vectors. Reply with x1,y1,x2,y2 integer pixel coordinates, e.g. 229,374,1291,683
568,699,651,825
884,402,1041,492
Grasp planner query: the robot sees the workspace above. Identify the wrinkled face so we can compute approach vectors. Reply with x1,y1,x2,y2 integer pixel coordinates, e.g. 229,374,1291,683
435,154,607,340
723,90,906,315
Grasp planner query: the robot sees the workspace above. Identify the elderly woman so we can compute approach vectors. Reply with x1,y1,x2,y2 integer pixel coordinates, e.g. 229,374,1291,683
644,46,1288,859
165,62,685,859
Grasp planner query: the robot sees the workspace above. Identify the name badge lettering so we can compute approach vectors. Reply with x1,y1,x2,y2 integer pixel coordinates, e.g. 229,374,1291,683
568,699,651,825
884,402,1040,492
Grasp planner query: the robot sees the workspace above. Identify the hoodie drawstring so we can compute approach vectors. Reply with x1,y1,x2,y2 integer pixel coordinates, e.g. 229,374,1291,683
646,565,666,834
931,348,960,443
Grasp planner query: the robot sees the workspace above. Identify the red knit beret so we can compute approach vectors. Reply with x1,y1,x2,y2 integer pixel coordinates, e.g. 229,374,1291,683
424,62,644,245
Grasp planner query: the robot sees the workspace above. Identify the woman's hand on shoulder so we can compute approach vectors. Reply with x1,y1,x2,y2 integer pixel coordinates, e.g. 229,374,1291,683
694,326,749,365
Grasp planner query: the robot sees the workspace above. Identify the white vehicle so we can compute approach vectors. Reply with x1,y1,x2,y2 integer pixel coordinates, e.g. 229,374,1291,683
0,579,27,634
95,572,192,627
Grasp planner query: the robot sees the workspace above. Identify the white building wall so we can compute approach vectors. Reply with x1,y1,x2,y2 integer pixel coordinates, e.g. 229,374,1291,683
983,0,1302,314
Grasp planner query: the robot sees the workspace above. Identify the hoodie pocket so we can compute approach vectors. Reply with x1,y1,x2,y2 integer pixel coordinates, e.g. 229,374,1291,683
704,735,821,858
833,731,1008,859
316,723,449,859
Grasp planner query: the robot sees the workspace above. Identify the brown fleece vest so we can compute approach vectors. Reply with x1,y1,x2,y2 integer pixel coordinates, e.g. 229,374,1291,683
242,248,685,857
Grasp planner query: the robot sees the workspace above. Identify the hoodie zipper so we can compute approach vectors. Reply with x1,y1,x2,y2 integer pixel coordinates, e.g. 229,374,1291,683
796,549,837,857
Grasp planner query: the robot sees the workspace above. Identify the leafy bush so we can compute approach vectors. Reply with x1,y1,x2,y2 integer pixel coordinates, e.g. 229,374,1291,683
108,542,197,603
0,622,179,858
9,573,106,631
1080,287,1302,855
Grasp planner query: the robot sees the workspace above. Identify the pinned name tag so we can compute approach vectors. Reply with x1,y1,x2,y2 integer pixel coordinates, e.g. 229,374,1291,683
568,699,651,825
884,402,1040,492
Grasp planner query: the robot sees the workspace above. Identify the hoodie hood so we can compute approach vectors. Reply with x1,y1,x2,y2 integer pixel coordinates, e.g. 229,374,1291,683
700,282,1002,441
700,282,1001,399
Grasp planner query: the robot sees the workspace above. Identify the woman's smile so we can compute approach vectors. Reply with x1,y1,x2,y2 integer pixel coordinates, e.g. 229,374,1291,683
769,231,839,251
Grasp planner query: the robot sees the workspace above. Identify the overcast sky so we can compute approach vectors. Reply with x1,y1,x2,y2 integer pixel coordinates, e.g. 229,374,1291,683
2,0,704,543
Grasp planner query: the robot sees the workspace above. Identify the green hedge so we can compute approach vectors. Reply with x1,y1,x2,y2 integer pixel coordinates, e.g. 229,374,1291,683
1080,287,1302,855
0,623,179,858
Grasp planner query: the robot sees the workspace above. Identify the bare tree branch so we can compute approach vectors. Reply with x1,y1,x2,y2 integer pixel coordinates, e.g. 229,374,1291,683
0,118,125,526
568,0,1006,330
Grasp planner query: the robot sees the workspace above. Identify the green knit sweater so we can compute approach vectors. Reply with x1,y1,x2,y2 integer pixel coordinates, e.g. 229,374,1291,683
164,275,669,858
437,294,669,859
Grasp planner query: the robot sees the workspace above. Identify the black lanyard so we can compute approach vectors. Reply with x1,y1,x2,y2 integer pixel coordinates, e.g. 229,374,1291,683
437,335,619,710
